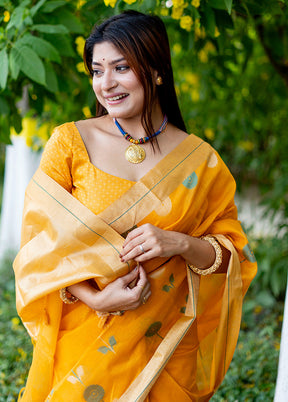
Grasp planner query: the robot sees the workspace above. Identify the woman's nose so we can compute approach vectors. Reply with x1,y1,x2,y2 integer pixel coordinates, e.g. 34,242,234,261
101,71,117,91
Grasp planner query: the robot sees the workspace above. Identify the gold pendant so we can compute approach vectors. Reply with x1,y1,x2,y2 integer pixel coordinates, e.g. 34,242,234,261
125,144,146,164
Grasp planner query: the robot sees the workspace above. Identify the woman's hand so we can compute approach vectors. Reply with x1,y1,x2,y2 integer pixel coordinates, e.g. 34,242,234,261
120,224,188,263
67,265,151,313
119,224,230,272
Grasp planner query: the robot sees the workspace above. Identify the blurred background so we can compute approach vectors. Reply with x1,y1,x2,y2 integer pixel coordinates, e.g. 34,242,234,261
0,0,287,400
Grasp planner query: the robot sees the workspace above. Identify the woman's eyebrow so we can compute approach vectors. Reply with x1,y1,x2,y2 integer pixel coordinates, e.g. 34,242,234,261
92,57,126,66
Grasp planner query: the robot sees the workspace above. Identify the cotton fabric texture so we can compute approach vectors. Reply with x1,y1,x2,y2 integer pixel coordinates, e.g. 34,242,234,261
13,123,257,401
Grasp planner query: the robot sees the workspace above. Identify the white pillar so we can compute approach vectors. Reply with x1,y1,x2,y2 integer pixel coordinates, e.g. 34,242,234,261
0,136,42,259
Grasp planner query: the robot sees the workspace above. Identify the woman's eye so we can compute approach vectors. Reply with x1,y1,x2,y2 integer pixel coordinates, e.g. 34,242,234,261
116,65,129,72
92,70,102,76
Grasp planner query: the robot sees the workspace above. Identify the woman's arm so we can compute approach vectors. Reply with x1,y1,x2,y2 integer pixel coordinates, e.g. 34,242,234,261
67,265,151,312
120,224,230,273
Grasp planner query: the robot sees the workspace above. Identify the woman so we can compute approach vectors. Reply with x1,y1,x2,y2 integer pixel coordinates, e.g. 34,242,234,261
14,10,257,401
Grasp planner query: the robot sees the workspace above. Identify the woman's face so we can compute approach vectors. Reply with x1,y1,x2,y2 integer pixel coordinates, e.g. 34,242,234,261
92,41,145,120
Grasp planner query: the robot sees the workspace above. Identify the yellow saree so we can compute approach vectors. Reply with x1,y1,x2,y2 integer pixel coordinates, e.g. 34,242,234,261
13,128,257,401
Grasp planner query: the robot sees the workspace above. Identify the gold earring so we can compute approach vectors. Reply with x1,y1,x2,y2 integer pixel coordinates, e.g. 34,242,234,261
156,76,163,85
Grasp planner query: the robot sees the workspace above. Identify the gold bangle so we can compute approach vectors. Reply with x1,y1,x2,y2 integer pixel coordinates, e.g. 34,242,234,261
187,235,222,275
59,287,79,304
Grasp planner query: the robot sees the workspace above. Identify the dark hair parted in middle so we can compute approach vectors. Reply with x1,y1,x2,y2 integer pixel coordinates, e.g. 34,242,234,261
84,10,186,144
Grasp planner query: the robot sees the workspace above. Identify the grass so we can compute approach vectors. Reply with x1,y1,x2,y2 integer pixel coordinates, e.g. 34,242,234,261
0,256,283,401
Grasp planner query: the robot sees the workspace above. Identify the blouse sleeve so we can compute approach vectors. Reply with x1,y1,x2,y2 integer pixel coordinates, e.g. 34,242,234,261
40,124,73,193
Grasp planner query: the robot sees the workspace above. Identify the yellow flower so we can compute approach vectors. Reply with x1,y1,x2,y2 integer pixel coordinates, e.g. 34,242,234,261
191,88,200,102
180,15,193,32
172,6,185,20
191,0,200,7
4,10,10,23
204,41,216,53
123,0,137,4
181,82,190,93
185,72,199,85
198,49,208,63
37,123,50,143
204,128,215,140
214,26,220,37
17,348,27,361
239,140,254,152
194,26,206,39
172,43,182,55
103,0,117,7
75,36,85,57
76,62,87,73
173,0,186,6
160,7,169,16
274,341,280,351
11,317,20,330
82,106,92,118
254,305,262,314
77,0,87,8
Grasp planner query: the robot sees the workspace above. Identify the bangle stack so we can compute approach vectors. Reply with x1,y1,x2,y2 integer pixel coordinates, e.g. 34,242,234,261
187,235,222,275
59,287,79,304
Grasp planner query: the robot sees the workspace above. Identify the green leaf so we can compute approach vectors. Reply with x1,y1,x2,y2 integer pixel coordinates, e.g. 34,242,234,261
6,0,30,30
97,346,109,354
162,285,170,292
0,97,9,115
31,24,69,34
145,321,162,337
203,5,216,37
9,48,21,80
12,44,46,85
18,34,61,63
12,112,22,134
109,336,117,348
0,48,8,89
56,9,84,34
44,63,59,93
208,0,227,10
30,0,47,17
46,34,75,57
224,0,233,14
42,0,67,13
169,274,174,284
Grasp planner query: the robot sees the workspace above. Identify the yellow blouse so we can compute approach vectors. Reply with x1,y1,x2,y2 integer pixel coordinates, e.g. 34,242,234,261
40,122,134,214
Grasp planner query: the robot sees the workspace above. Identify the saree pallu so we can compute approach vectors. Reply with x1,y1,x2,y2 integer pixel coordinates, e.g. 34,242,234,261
13,134,257,401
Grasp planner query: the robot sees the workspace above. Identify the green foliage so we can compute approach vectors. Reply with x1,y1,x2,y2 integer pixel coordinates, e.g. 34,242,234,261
0,255,33,401
252,233,288,299
211,286,283,401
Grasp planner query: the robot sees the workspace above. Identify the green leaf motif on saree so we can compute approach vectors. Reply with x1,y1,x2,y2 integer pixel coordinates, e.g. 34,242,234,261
97,336,117,354
180,295,189,314
243,243,257,263
145,321,164,339
162,274,175,292
182,172,198,189
84,384,105,402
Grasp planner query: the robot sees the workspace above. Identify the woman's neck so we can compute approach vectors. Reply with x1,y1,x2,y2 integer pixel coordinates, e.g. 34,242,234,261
113,104,164,140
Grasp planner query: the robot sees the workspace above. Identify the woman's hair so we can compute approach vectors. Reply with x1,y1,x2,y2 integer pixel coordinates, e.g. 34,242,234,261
84,10,186,144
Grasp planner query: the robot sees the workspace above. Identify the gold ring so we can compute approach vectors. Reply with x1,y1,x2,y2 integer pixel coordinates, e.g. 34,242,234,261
139,244,146,254
142,296,147,305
